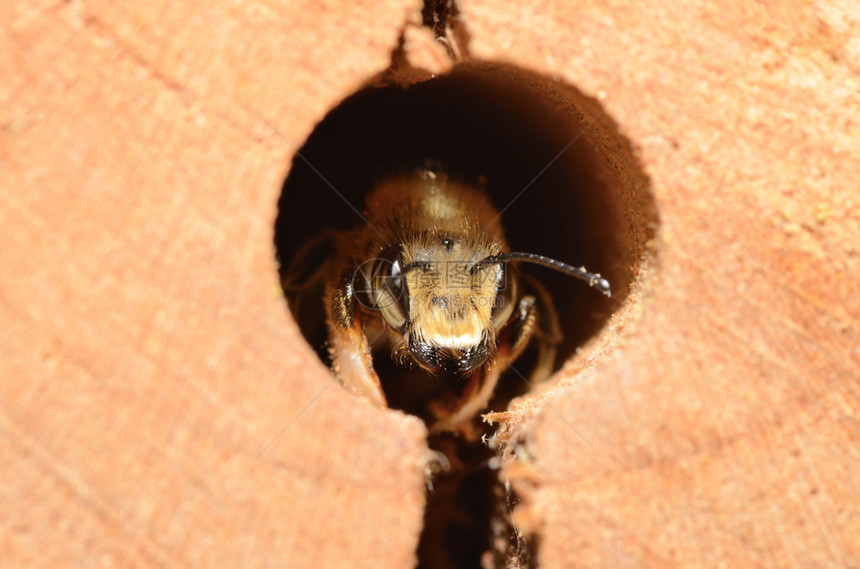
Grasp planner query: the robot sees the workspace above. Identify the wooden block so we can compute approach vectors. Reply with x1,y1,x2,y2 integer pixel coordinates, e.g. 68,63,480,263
2,0,858,567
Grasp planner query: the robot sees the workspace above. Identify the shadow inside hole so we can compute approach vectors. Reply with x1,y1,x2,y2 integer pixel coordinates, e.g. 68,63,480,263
275,62,655,377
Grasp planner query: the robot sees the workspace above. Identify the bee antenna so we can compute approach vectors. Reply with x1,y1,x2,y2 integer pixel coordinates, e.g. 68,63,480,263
490,252,612,298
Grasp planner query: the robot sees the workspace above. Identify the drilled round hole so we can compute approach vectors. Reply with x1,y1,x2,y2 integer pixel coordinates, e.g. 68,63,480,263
275,63,656,391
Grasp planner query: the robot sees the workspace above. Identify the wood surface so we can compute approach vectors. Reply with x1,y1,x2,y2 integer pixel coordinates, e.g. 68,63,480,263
2,0,858,568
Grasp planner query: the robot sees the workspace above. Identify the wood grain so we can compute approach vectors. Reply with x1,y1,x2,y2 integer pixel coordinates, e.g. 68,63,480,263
1,1,427,568
460,0,860,566
2,0,858,567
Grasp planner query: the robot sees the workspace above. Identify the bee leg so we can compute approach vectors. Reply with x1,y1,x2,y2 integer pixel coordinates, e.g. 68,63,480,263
431,362,506,435
518,273,563,384
507,295,539,365
326,276,387,407
280,231,336,294
280,232,337,348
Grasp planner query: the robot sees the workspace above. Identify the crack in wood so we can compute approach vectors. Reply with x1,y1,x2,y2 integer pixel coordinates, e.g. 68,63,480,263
421,0,471,60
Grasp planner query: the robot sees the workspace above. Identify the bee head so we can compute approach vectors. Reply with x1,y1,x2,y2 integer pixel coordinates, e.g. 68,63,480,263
351,242,611,376
352,242,518,376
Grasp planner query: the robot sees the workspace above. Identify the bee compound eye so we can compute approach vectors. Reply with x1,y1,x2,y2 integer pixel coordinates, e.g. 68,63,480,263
352,244,408,331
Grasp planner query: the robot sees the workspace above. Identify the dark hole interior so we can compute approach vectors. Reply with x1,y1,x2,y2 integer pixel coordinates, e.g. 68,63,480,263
274,61,656,569
275,64,645,363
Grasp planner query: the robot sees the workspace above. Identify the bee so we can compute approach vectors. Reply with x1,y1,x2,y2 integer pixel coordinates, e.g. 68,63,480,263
286,168,610,434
